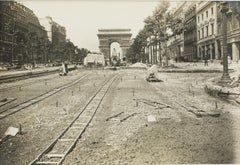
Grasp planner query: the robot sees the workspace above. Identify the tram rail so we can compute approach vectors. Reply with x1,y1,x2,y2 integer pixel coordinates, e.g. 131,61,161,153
29,74,118,165
0,73,89,119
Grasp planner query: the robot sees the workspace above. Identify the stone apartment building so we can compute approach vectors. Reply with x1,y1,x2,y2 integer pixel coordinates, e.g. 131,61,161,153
166,2,195,62
39,16,66,63
184,2,197,61
0,1,47,64
196,1,240,62
150,1,240,63
196,1,219,61
216,1,240,62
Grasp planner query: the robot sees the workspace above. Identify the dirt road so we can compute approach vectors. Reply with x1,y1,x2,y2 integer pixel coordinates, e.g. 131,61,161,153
0,69,239,164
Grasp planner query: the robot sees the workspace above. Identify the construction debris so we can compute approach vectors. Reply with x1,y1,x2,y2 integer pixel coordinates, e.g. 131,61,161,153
176,102,220,118
105,112,124,121
120,113,137,122
5,126,19,136
147,115,157,123
134,98,171,109
146,65,162,82
129,62,147,69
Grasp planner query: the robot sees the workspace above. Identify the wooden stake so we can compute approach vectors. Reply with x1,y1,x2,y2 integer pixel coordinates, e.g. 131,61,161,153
19,124,22,135
215,101,218,109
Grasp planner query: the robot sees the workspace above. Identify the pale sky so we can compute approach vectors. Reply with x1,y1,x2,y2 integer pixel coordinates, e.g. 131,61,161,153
20,1,178,52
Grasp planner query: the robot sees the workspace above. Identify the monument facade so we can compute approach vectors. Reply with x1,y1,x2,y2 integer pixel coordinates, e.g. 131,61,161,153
97,29,132,65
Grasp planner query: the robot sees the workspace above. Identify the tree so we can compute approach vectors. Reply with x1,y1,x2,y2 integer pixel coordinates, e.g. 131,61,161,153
141,2,171,65
126,27,149,63
62,39,75,62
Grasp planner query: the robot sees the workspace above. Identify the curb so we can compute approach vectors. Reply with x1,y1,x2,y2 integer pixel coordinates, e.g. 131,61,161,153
158,68,236,73
159,69,223,73
0,66,76,83
205,77,240,104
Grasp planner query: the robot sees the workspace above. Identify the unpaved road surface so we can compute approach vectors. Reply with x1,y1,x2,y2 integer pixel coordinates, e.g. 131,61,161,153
0,69,240,164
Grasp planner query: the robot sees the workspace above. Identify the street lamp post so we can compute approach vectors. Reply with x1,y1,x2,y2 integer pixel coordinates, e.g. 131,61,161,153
11,33,14,63
219,2,232,85
11,17,16,64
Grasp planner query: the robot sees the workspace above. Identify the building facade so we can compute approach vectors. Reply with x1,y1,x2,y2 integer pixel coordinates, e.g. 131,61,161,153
196,1,219,61
0,1,48,64
183,3,197,61
167,2,195,62
142,1,240,64
216,1,240,62
39,16,66,62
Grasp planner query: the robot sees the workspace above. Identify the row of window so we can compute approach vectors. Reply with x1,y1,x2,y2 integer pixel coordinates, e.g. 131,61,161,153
198,23,214,39
0,46,11,51
198,7,214,23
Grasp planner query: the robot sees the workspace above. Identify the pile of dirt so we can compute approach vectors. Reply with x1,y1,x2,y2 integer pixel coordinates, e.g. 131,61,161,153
129,63,147,69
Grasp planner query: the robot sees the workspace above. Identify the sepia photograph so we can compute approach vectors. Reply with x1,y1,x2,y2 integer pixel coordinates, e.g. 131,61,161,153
0,0,240,164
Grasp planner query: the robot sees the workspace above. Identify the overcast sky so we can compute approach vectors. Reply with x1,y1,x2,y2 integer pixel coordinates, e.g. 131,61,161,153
21,0,178,52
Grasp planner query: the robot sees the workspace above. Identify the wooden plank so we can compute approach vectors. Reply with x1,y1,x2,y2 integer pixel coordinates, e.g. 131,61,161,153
72,123,86,125
35,161,59,164
58,139,75,142
106,112,124,121
120,113,137,122
69,126,83,129
46,154,64,158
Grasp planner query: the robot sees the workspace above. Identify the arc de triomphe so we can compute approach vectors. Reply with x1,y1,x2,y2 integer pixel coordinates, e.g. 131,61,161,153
97,29,132,65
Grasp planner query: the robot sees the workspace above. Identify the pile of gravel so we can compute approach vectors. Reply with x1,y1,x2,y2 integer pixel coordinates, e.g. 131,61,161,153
129,62,147,68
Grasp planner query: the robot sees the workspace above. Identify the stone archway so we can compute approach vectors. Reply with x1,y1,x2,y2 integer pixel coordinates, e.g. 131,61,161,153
97,29,132,65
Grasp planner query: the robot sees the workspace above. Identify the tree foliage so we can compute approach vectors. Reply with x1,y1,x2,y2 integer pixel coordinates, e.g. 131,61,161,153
127,1,172,63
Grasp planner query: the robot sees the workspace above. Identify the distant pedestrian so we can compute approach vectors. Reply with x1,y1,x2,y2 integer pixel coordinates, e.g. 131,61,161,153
204,56,208,66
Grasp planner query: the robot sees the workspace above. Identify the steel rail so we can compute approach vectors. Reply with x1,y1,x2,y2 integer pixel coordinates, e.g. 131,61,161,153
0,73,90,119
29,74,118,165
0,75,58,92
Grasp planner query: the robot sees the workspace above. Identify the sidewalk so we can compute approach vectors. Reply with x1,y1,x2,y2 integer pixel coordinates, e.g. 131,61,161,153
0,65,78,77
163,61,240,104
160,61,240,73
0,66,60,77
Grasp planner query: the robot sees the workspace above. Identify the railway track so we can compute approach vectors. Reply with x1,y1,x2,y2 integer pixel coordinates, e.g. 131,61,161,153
0,74,59,92
29,74,118,165
0,73,89,119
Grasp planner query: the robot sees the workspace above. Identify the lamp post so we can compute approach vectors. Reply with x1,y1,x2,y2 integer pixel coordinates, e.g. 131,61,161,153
11,16,16,64
219,2,232,85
